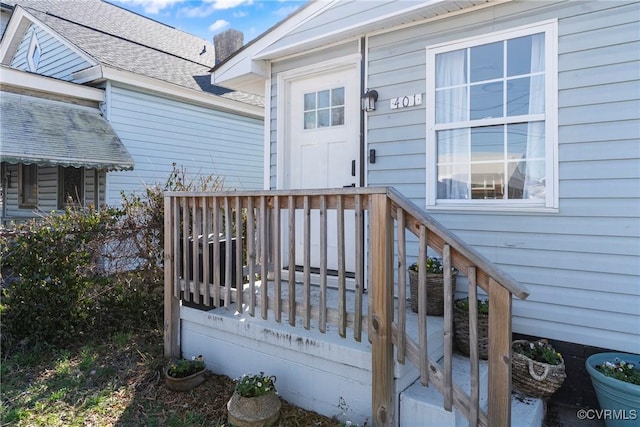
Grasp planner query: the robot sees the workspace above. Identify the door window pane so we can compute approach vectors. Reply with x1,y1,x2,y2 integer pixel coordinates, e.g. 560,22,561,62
303,86,345,129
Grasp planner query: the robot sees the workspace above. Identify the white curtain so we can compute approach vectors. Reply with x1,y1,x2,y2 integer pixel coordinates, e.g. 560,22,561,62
523,33,545,199
436,49,469,199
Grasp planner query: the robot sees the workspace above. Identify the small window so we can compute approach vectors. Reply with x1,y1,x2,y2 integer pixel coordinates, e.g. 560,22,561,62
58,167,84,208
303,87,345,129
27,32,41,72
19,164,38,208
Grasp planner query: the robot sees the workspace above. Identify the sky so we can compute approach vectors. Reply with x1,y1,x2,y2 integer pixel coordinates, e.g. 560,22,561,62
110,0,307,43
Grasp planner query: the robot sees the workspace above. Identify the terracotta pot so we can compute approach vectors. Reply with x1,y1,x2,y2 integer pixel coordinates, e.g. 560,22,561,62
227,390,281,427
164,366,206,391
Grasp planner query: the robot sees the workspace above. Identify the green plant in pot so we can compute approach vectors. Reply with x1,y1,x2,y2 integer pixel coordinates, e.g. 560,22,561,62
408,256,457,316
586,353,640,427
164,355,206,391
453,297,489,359
512,340,566,399
227,372,281,426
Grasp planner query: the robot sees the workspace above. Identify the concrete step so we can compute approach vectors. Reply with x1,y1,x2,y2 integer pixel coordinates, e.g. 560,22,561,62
399,354,545,427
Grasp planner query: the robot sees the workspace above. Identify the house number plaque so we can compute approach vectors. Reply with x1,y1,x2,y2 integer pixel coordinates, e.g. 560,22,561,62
390,93,422,109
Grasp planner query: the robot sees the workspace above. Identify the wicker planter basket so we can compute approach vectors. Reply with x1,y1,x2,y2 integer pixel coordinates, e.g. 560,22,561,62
453,300,489,360
409,270,457,316
512,340,566,399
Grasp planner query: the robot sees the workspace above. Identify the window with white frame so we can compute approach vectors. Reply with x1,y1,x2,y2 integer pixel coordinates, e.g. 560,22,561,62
426,22,557,208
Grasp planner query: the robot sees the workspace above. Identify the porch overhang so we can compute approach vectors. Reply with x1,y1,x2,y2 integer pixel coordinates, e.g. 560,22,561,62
0,91,134,171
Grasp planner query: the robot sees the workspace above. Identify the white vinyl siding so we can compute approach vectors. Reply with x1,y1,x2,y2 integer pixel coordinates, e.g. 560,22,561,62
105,85,263,204
10,24,93,81
366,0,639,353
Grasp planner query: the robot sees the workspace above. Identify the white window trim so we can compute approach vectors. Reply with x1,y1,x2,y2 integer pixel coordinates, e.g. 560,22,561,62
27,31,41,72
425,20,558,211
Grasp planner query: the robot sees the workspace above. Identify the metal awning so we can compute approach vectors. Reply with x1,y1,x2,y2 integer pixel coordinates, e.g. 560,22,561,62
0,91,134,171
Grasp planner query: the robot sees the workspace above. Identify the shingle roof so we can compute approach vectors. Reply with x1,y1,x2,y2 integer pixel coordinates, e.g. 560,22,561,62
7,0,263,107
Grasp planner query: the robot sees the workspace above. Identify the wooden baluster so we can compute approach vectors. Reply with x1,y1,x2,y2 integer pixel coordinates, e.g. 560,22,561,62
212,198,220,306
172,196,180,299
247,197,256,317
468,267,480,426
354,194,363,342
443,244,453,411
192,197,201,303
303,196,311,330
397,208,406,364
273,196,281,322
319,195,327,333
260,196,268,320
337,194,346,338
235,196,243,309
288,195,296,326
418,225,429,385
202,197,211,306
224,197,232,307
182,197,191,302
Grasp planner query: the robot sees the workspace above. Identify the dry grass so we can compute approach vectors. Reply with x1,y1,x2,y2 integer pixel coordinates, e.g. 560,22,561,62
0,330,342,426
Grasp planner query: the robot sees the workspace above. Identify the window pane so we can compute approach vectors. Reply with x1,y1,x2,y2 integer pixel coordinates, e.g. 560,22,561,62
471,125,503,162
332,87,344,106
524,160,546,199
436,87,468,123
507,77,531,116
318,90,330,108
506,160,527,199
470,41,503,82
304,93,315,111
471,162,504,199
470,82,503,120
317,109,330,127
304,112,315,129
506,123,528,160
437,163,469,199
331,107,344,126
507,35,532,77
20,164,37,206
437,129,469,164
436,49,467,88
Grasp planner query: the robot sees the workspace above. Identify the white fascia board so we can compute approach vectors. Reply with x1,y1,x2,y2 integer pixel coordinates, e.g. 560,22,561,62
0,64,104,102
0,6,97,67
253,0,506,60
102,66,264,119
211,0,334,89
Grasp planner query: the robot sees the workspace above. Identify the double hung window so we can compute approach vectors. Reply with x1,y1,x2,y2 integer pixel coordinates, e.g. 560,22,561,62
426,22,557,209
19,164,38,208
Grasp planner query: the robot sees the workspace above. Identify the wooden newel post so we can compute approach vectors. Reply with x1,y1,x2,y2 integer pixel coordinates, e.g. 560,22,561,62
164,195,181,359
370,194,394,427
487,278,512,426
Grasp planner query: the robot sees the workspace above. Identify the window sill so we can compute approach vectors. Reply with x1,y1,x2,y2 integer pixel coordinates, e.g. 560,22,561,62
425,204,559,215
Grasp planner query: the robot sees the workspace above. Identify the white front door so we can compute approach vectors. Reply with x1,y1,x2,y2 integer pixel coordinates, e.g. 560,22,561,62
284,64,360,272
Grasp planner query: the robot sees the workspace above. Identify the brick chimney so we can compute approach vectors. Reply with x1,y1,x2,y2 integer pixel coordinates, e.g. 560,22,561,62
214,29,244,64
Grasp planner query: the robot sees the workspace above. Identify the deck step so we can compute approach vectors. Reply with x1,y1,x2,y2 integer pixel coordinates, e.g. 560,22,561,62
399,354,545,427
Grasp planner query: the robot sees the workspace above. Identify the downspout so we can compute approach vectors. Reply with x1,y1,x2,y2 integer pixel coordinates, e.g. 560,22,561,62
359,36,366,188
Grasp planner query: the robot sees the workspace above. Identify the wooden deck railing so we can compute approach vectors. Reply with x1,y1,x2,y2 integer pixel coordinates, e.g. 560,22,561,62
163,187,529,427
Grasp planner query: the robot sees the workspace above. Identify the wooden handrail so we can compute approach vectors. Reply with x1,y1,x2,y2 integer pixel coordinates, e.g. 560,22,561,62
164,187,530,427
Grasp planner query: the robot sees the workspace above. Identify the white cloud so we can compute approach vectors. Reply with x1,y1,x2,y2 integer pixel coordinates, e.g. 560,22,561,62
233,10,247,18
208,19,231,32
181,2,216,18
211,0,253,10
113,0,184,14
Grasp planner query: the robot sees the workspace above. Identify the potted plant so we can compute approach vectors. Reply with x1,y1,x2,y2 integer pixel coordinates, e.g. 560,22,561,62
585,352,640,427
512,340,566,399
453,297,489,359
227,371,281,426
164,355,206,391
408,256,457,316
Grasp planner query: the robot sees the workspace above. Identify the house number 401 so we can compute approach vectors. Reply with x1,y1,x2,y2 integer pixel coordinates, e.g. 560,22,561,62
390,94,422,109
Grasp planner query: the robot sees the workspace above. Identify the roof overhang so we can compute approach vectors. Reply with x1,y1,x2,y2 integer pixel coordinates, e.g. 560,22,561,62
0,88,134,171
212,0,506,95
